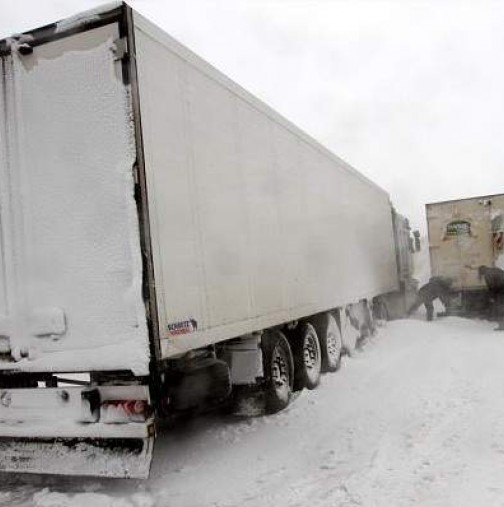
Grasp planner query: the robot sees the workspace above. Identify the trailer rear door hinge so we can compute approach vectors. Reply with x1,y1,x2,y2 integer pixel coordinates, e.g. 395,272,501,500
132,162,140,185
111,37,128,61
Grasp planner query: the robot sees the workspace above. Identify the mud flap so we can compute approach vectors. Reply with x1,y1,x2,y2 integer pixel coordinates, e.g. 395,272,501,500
0,436,154,479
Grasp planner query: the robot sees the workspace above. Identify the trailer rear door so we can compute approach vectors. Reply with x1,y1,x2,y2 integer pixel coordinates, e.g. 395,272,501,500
0,18,149,375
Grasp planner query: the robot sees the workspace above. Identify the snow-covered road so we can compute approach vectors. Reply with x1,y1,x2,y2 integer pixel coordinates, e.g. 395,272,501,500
2,316,504,507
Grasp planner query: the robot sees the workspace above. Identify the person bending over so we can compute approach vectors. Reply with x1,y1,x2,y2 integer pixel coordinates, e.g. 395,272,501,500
408,276,453,321
478,265,504,331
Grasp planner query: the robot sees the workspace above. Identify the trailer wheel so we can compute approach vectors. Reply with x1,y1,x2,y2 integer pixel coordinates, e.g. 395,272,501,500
261,331,294,414
292,323,322,390
312,313,342,373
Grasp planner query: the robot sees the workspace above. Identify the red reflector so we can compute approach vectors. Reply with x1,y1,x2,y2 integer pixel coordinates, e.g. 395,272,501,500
101,400,150,423
123,400,148,415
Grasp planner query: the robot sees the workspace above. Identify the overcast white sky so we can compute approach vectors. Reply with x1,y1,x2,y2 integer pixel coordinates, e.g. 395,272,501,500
2,0,504,231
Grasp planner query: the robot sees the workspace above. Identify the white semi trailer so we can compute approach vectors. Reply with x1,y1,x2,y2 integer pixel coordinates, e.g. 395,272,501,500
0,2,412,478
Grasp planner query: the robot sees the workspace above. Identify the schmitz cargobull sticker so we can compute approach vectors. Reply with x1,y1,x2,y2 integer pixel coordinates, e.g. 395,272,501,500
166,319,198,337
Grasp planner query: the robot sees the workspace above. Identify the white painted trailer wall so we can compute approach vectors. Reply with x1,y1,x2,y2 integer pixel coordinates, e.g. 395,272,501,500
133,13,399,359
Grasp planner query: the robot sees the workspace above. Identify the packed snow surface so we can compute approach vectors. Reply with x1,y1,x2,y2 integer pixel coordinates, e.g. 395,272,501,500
2,315,504,506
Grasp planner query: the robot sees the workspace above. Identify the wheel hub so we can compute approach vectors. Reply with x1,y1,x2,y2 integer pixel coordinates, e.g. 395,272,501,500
304,335,318,369
271,346,289,397
326,331,341,359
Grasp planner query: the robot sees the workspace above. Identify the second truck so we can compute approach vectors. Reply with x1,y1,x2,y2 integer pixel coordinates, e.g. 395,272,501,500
427,193,504,315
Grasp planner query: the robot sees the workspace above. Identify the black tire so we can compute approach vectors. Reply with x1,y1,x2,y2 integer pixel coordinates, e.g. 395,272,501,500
311,313,342,373
261,330,294,414
291,322,322,390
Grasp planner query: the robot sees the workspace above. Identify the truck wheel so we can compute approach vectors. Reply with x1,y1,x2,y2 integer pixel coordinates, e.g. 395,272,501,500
292,323,322,390
261,331,294,414
312,313,342,373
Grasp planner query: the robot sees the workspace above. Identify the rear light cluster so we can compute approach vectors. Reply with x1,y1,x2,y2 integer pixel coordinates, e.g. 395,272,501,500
101,400,151,424
80,389,151,424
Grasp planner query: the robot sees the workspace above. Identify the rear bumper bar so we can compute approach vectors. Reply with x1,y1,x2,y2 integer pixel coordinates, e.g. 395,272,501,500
0,384,156,478
0,436,155,478
0,420,154,439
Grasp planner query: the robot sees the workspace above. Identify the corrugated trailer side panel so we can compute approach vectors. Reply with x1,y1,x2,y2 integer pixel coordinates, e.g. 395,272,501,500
132,12,398,358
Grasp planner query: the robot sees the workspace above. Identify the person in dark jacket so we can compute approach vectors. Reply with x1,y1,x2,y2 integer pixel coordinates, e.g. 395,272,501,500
407,276,453,321
478,265,504,331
